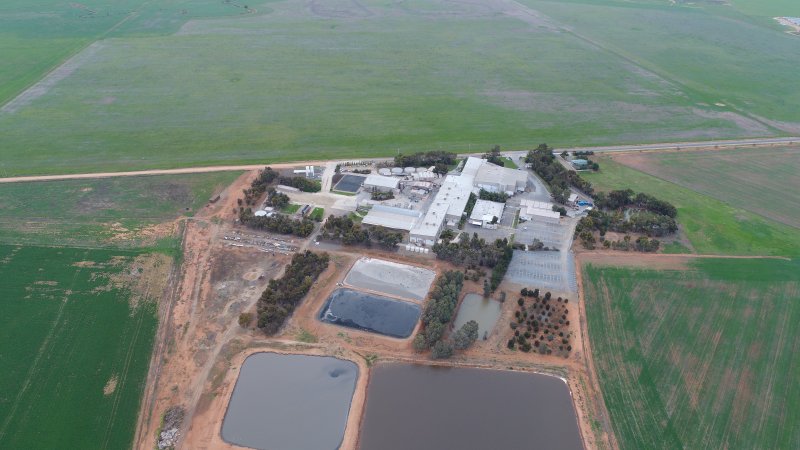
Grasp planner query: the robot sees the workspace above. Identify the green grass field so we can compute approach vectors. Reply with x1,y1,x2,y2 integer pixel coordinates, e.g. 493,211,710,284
0,172,240,246
309,207,324,221
582,157,800,256
614,147,800,229
0,244,162,449
1,0,797,175
583,258,800,450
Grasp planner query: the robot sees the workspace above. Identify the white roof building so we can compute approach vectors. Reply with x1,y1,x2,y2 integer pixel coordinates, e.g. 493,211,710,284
362,205,423,231
520,199,561,223
469,199,505,228
474,163,527,194
461,156,485,180
410,200,448,246
363,174,399,192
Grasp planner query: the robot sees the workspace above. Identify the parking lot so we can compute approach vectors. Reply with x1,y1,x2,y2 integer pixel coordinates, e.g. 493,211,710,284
515,220,569,250
505,250,577,292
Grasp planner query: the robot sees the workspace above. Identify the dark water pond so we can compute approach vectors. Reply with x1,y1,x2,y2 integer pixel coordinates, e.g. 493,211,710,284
359,363,583,450
319,288,421,338
221,353,357,450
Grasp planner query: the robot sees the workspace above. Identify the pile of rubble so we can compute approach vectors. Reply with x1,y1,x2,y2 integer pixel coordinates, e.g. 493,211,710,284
157,406,184,450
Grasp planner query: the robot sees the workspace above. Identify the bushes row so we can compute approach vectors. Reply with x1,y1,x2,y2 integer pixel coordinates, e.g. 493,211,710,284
257,251,330,334
478,189,509,203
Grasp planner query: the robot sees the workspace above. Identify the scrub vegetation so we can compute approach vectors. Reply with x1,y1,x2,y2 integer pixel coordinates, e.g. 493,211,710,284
583,258,800,450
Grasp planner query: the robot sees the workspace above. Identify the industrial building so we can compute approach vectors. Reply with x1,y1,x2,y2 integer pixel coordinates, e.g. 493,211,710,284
469,199,505,228
519,199,561,223
363,174,399,192
473,163,527,194
410,200,449,246
362,205,423,232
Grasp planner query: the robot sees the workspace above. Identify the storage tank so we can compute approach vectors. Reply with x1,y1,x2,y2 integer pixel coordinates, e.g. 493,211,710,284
391,167,404,175
378,168,391,176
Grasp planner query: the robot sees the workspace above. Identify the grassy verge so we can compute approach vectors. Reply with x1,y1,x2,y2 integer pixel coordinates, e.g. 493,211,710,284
309,207,325,221
281,203,301,214
500,156,518,169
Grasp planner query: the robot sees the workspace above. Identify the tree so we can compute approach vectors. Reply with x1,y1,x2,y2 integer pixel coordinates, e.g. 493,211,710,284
453,320,479,350
238,312,253,327
483,145,505,166
433,163,449,175
425,321,445,346
431,339,454,359
483,279,491,297
412,333,428,352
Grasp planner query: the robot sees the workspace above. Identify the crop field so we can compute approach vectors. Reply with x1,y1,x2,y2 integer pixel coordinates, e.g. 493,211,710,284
0,0,268,106
525,0,800,128
613,147,800,229
582,157,800,256
0,244,166,449
2,0,798,175
583,258,800,450
0,172,240,246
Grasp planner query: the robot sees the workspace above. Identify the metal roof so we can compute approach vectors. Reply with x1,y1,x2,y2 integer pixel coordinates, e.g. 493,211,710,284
362,205,422,231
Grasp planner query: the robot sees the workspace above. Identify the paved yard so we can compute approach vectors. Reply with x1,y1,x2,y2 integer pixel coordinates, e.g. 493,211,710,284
505,250,577,293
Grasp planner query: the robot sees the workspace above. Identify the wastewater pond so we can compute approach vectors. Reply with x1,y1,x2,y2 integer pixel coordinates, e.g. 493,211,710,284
359,363,583,450
452,293,502,337
221,353,357,450
319,288,420,338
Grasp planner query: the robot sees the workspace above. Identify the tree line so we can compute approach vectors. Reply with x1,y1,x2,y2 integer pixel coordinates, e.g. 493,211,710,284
525,144,594,203
242,167,280,206
320,215,403,249
394,150,457,170
412,271,479,359
257,251,330,334
239,208,315,237
478,188,509,203
278,176,321,192
593,189,677,218
433,234,513,291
